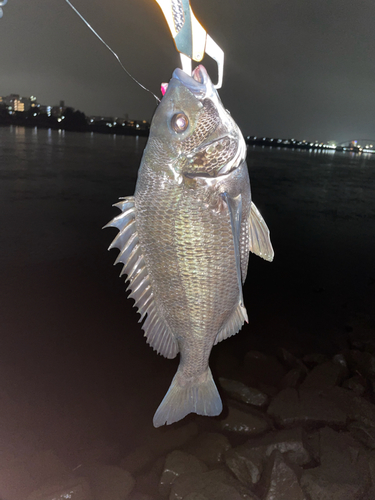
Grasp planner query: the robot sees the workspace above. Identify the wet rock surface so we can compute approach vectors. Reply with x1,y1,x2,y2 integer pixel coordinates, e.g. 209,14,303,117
4,344,375,499
218,402,272,436
219,378,269,407
300,427,371,500
258,450,307,500
159,451,207,497
25,477,92,500
183,432,231,466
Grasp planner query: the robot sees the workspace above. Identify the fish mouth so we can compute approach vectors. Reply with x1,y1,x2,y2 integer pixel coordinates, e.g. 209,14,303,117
172,65,209,98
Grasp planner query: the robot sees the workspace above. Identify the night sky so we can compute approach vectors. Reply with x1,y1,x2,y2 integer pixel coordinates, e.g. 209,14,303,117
1,0,374,143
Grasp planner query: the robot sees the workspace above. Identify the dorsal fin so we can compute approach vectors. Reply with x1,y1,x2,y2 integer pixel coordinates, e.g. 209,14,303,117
105,196,179,359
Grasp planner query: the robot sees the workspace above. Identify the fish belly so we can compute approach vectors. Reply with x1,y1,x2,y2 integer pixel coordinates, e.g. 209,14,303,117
135,167,239,368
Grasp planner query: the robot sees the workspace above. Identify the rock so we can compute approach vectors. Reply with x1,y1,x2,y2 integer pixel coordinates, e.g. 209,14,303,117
368,449,375,483
120,446,155,475
243,351,287,389
0,450,70,500
267,389,299,427
278,349,309,373
170,469,259,500
278,348,302,368
136,457,165,497
78,465,135,500
332,353,348,371
225,444,264,486
342,374,367,396
267,388,347,428
346,350,375,380
280,367,307,389
26,476,92,500
175,480,243,500
219,403,271,436
144,422,199,456
321,386,375,430
363,487,375,500
159,450,208,497
302,353,328,367
306,431,320,462
259,450,307,500
248,427,314,466
225,427,313,488
300,361,346,390
300,427,371,500
183,494,209,500
348,421,375,449
183,432,231,466
127,493,156,500
219,377,269,407
257,384,279,398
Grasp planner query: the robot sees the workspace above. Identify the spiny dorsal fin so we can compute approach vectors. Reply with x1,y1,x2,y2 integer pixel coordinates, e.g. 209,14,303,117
249,202,274,262
105,196,178,359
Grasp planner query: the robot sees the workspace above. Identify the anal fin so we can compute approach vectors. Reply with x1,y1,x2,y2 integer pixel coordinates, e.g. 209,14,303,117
214,302,248,345
105,196,179,359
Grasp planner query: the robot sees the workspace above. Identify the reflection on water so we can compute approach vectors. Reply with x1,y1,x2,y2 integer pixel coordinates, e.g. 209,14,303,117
1,126,374,342
14,125,25,138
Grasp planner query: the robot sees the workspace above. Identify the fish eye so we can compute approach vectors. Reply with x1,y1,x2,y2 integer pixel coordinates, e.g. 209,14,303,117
171,113,189,133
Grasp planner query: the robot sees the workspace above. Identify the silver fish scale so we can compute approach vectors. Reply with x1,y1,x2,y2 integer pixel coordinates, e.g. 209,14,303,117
182,99,219,152
135,165,239,379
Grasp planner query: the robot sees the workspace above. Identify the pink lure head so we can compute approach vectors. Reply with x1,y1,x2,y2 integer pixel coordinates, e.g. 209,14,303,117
161,83,168,96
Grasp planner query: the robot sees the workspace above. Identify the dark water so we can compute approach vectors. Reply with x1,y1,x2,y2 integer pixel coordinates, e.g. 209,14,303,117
0,126,374,466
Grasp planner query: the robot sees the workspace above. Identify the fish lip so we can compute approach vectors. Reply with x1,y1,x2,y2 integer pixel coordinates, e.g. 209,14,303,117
172,65,209,97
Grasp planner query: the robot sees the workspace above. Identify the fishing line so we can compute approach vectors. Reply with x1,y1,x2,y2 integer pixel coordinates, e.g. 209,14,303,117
64,0,160,104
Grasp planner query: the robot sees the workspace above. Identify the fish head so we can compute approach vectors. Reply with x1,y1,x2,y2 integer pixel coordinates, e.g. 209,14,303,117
146,65,246,182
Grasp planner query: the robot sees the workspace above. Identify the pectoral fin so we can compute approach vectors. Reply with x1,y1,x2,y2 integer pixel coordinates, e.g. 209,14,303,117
221,192,247,319
249,202,274,262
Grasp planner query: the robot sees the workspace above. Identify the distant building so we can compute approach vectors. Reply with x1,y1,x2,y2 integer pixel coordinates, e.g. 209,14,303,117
89,116,114,123
1,94,32,112
3,94,19,112
52,104,66,119
19,97,31,112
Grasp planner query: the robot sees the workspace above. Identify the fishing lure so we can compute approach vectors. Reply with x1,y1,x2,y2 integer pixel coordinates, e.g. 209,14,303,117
0,0,8,19
154,0,224,88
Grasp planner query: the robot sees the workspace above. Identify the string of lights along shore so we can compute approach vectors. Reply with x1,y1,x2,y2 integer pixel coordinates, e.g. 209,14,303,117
1,92,374,154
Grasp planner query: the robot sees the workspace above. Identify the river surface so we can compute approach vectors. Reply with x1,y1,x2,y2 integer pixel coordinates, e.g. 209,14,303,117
0,125,374,459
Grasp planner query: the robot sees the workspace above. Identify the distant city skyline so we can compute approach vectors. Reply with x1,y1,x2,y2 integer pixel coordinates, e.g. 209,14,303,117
2,90,375,150
0,92,146,122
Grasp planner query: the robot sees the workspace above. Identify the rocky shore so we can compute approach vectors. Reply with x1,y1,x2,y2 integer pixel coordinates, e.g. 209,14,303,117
2,336,375,500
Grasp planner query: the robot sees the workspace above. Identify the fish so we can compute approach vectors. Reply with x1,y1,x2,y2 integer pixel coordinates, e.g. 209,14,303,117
105,65,274,427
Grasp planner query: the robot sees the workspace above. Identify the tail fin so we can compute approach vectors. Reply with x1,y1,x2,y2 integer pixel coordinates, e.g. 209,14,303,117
153,367,223,427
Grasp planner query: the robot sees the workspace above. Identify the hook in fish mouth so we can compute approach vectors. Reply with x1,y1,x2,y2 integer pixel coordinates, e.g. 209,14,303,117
161,65,210,97
173,65,209,94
